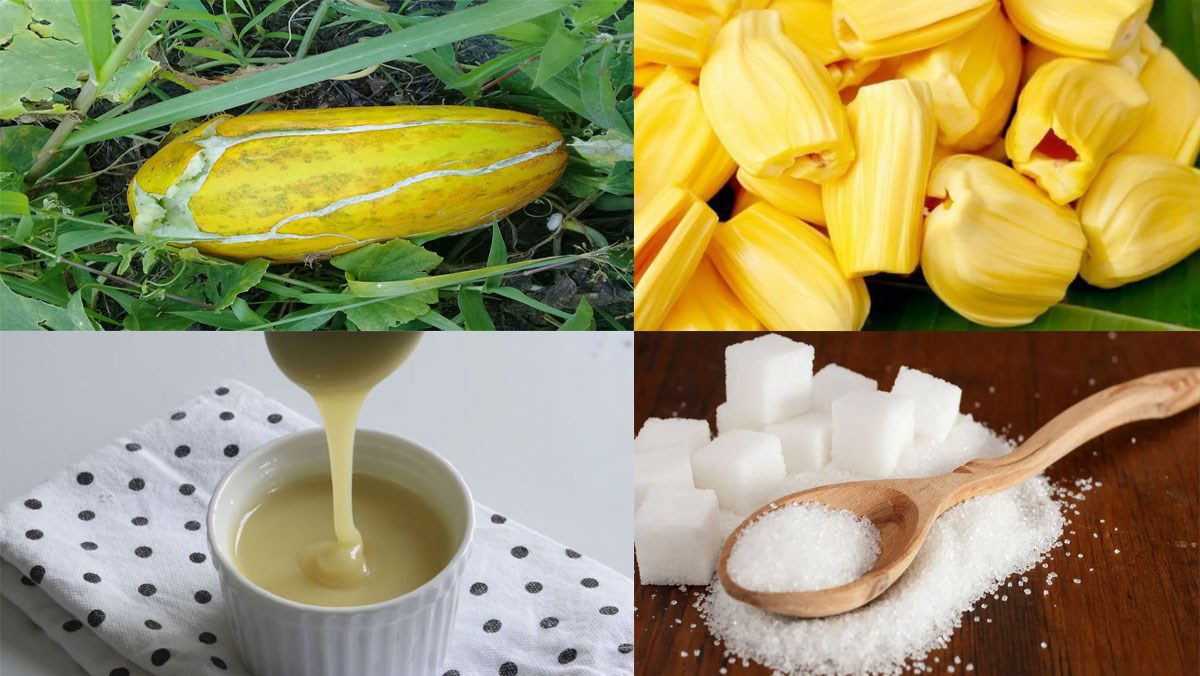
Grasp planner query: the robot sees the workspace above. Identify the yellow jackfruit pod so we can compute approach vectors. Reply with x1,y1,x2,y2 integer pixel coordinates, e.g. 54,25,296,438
731,184,762,216
1005,58,1148,205
896,5,1022,152
699,10,854,182
674,0,744,20
1077,154,1200,288
1021,25,1161,86
634,68,737,211
660,256,766,331
1120,48,1200,166
634,0,723,69
828,59,881,91
830,0,995,60
709,203,870,330
1002,0,1151,61
736,167,826,226
823,79,937,276
922,155,1086,327
769,0,846,66
633,63,699,91
634,187,721,330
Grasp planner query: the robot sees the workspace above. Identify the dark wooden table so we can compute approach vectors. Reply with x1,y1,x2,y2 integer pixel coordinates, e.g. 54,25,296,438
635,332,1199,675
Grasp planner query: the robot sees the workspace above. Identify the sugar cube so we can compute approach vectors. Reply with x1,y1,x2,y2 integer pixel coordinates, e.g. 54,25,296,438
725,335,815,426
716,402,762,434
831,391,915,477
635,417,711,454
635,486,722,585
891,366,962,442
692,430,787,514
635,445,694,506
764,412,832,473
811,364,878,412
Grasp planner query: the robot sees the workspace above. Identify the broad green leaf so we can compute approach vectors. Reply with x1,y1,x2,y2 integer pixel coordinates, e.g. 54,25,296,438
0,126,95,206
343,296,433,330
458,288,495,330
332,239,443,330
202,259,270,310
573,0,626,27
0,190,29,215
579,43,629,134
65,0,577,148
570,131,633,168
533,28,585,88
558,297,594,330
0,275,82,330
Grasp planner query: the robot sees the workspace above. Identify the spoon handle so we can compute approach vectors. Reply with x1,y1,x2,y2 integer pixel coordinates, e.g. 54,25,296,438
946,368,1200,504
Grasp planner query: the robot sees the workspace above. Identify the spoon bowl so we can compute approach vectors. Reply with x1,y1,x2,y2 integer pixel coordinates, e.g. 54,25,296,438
717,368,1200,619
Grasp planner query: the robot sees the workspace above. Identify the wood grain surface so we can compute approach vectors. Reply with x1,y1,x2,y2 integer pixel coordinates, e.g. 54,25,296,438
634,332,1200,675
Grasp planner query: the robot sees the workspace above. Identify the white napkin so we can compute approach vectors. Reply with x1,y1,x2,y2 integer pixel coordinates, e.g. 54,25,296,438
0,382,633,676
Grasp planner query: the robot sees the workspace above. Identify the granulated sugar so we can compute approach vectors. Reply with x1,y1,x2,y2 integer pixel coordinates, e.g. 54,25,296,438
700,416,1067,675
728,503,880,592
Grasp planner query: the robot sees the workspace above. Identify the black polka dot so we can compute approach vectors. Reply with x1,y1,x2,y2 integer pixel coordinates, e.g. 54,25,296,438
267,414,283,423
558,649,577,664
78,510,95,521
135,546,153,558
144,619,162,630
511,546,529,559
179,483,196,496
125,443,141,452
199,632,217,644
211,656,227,670
87,609,106,627
81,541,98,551
25,529,42,540
491,514,507,524
109,669,129,676
138,583,157,596
171,411,186,421
175,445,191,458
190,552,207,564
150,648,171,666
581,577,598,588
525,582,543,593
128,478,145,491
219,411,234,421
84,572,101,583
194,590,212,604
618,643,633,654
77,472,94,485
470,582,488,595
185,520,201,531
63,619,82,632
499,662,517,676
443,671,460,676
215,387,229,395
483,619,502,633
565,548,581,559
28,565,45,584
20,576,34,586
599,606,619,615
24,498,41,510
540,617,559,629
223,444,239,458
132,516,148,526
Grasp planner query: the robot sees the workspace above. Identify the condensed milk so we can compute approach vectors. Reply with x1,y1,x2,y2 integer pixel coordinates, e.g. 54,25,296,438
233,332,440,606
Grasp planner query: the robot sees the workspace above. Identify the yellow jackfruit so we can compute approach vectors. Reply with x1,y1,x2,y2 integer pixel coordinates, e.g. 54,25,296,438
731,184,762,216
823,79,937,276
634,0,723,69
830,0,995,60
1003,0,1151,61
736,167,826,226
896,5,1022,151
1006,58,1148,205
1021,25,1161,86
1077,154,1200,288
699,10,854,181
634,68,737,211
660,256,766,330
634,187,721,330
709,203,870,330
674,0,744,20
1119,47,1200,166
922,155,1086,327
634,63,698,91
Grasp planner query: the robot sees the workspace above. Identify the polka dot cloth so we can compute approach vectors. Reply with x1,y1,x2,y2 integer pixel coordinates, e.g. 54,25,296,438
1,382,634,675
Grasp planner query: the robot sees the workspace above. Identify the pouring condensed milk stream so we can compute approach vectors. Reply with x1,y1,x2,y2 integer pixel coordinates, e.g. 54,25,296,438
238,333,428,604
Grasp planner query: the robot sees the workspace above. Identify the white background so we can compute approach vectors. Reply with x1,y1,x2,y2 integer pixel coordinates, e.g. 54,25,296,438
0,331,633,676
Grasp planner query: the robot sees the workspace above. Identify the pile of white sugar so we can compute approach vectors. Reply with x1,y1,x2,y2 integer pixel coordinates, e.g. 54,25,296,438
728,503,881,593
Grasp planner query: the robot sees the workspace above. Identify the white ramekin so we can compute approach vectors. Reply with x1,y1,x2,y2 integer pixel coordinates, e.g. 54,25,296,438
207,428,474,676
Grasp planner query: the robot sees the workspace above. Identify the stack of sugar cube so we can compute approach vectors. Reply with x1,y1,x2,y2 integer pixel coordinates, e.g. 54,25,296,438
634,334,965,586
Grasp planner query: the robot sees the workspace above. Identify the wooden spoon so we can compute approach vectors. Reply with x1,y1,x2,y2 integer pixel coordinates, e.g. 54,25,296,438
716,367,1200,618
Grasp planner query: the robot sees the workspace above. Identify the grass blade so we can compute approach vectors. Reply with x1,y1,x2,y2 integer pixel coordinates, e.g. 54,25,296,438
71,0,116,78
458,288,495,330
64,0,576,149
347,255,580,298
